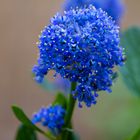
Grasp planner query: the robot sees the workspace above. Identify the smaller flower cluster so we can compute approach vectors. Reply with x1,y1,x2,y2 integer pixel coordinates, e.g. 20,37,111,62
32,105,65,135
63,0,124,24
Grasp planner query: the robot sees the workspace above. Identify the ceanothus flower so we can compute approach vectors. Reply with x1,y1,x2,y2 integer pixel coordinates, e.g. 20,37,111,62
32,105,65,135
32,5,124,107
63,0,124,24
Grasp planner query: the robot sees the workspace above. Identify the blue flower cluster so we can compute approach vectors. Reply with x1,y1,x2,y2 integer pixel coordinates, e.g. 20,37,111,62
63,0,124,24
33,5,124,107
32,105,65,135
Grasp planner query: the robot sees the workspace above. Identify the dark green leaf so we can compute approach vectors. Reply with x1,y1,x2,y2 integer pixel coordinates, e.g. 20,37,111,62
12,105,56,140
52,93,67,108
15,125,37,140
12,105,44,134
126,128,140,140
121,26,140,96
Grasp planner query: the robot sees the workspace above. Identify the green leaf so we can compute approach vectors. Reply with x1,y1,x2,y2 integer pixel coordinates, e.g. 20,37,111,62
52,93,67,108
121,26,140,96
126,128,140,140
12,105,56,140
15,125,37,140
12,105,44,134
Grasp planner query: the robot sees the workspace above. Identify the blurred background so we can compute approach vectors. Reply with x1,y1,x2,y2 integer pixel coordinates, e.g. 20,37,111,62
1,0,140,140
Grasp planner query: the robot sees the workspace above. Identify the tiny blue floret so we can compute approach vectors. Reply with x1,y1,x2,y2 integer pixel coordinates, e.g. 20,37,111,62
32,105,65,135
32,5,124,107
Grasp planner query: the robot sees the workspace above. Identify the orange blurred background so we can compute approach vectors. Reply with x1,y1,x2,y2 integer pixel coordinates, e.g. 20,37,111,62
1,0,140,140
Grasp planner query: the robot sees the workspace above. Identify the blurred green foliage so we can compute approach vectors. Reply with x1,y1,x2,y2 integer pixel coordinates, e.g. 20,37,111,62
79,77,140,140
121,26,140,96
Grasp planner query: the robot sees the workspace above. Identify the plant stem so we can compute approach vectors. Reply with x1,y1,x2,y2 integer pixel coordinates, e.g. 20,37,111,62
65,82,76,125
63,82,77,140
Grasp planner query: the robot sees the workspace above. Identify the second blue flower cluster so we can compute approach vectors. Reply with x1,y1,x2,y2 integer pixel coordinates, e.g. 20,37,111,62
32,105,65,135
